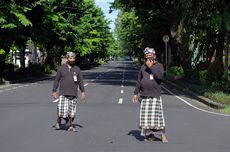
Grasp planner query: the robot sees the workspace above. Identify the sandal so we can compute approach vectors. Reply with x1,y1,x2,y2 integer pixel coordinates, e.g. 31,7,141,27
54,123,60,130
68,126,77,132
161,134,168,143
144,134,155,141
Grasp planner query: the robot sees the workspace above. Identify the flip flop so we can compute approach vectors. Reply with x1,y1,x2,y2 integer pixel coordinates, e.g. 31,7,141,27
54,123,60,130
161,135,168,143
68,126,77,132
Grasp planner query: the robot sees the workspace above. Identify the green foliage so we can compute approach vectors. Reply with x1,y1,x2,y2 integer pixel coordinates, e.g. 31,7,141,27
5,62,18,72
108,36,123,58
205,91,230,105
168,66,184,77
1,23,17,29
219,106,230,114
0,49,5,55
224,12,230,31
207,58,224,84
114,9,142,56
13,12,32,26
28,63,52,74
199,70,208,84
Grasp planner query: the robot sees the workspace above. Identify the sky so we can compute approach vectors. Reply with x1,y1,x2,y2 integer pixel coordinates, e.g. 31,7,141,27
94,0,119,31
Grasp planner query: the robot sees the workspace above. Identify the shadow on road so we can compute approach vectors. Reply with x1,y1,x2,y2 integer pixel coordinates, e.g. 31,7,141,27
52,123,83,131
127,130,144,141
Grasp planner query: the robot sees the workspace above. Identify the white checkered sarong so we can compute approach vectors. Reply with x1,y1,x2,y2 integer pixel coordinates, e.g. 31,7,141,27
57,96,77,118
139,97,165,130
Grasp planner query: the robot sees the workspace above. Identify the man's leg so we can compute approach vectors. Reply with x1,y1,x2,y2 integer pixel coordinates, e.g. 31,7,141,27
67,115,76,132
65,117,74,126
54,116,62,130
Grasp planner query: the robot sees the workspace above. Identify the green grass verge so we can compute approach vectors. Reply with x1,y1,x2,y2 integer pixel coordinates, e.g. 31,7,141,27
165,76,230,106
219,106,230,114
205,92,230,105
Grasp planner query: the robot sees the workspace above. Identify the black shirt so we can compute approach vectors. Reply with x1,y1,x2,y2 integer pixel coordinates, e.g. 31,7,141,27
134,62,164,98
52,64,85,97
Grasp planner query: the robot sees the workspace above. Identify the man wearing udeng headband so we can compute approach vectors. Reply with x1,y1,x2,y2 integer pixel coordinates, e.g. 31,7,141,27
132,47,168,142
52,52,86,132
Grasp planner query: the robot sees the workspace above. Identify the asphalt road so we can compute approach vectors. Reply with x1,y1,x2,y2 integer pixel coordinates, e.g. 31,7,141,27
0,59,230,152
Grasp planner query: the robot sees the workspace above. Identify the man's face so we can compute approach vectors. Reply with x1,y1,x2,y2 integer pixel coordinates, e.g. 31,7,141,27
67,56,76,66
145,53,155,61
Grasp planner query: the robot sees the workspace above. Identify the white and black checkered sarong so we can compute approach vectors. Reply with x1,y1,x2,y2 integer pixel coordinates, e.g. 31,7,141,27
139,97,165,130
57,96,77,118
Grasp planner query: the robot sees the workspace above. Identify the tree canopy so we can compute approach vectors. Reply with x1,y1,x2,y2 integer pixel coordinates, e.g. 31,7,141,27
0,0,117,81
112,0,230,84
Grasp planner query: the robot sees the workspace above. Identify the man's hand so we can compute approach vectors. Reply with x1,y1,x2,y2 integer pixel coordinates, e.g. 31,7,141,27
81,92,86,101
52,92,58,99
131,95,138,103
145,58,154,69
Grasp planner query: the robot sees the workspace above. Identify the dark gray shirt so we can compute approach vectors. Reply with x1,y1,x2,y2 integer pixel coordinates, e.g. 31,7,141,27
52,64,85,97
134,62,164,98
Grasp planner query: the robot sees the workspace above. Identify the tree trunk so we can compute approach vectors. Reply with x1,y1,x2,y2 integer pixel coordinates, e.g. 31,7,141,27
0,54,6,83
20,48,26,68
44,45,55,69
0,48,10,83
215,32,224,59
224,31,229,79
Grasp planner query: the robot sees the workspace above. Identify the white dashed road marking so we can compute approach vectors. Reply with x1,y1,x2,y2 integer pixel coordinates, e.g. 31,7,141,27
118,98,123,104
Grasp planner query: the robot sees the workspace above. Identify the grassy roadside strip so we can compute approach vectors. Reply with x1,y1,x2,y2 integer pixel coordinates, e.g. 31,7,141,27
132,59,230,114
163,77,230,114
219,106,230,113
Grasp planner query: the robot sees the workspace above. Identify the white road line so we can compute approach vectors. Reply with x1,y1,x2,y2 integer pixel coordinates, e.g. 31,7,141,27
121,90,124,94
121,85,124,88
118,98,123,104
162,86,230,117
5,88,11,91
84,83,89,87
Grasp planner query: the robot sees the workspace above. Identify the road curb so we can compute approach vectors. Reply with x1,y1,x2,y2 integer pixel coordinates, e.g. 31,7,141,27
163,79,226,109
1,74,53,85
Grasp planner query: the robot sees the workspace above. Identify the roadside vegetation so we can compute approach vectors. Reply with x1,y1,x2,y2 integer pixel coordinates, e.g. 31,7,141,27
112,0,230,113
166,66,230,108
0,0,121,83
1,0,230,113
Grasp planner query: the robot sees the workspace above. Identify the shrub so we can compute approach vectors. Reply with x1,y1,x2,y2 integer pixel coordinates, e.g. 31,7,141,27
4,62,18,73
199,70,208,85
184,69,199,80
167,66,184,79
41,64,52,74
207,58,224,85
28,63,52,74
205,91,230,105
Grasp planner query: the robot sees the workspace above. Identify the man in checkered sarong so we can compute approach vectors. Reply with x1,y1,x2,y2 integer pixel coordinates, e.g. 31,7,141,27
52,52,85,132
132,47,168,142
